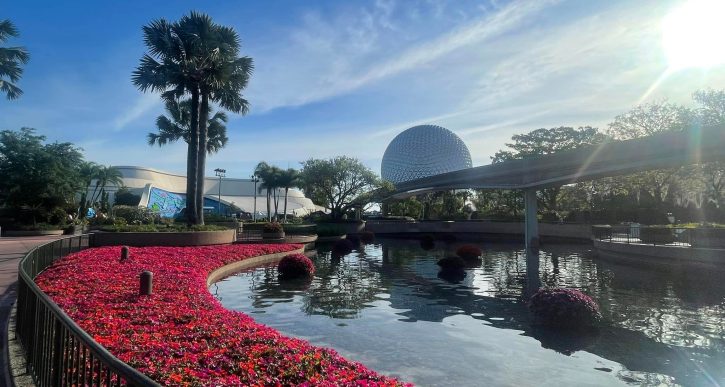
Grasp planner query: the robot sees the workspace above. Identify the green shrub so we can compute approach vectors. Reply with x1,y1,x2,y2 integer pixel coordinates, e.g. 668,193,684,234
112,205,154,224
316,224,345,237
263,222,284,233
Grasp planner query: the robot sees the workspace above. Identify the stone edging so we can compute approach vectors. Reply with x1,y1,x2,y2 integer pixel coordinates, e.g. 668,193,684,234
91,229,236,247
206,247,305,287
3,230,64,237
8,304,34,387
593,239,725,268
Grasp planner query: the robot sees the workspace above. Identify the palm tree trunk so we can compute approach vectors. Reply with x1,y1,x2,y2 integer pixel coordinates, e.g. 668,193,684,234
266,188,271,222
185,87,200,225
196,92,210,225
273,188,279,221
283,188,289,223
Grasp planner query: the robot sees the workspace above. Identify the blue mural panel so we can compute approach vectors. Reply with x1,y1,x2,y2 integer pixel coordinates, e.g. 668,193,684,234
147,187,186,218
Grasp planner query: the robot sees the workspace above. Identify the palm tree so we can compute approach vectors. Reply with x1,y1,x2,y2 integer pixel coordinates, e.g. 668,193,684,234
133,17,202,224
133,12,253,225
90,166,123,207
0,19,30,100
148,98,229,153
278,168,300,223
78,161,100,214
255,162,287,221
174,13,252,225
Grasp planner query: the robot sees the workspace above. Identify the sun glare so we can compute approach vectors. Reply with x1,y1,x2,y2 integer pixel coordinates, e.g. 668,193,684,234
662,0,725,69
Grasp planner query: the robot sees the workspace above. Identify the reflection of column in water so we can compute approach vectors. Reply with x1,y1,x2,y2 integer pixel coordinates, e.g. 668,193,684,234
525,247,542,297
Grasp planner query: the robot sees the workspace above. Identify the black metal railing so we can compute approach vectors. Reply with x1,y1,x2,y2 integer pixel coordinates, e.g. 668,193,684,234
592,225,693,247
16,235,160,386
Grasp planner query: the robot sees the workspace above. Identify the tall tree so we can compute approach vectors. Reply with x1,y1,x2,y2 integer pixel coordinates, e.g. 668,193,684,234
0,19,29,100
492,126,602,212
299,157,379,220
254,161,276,222
148,98,229,153
133,17,202,224
133,12,252,225
606,101,694,209
172,12,253,225
0,128,83,224
278,168,300,223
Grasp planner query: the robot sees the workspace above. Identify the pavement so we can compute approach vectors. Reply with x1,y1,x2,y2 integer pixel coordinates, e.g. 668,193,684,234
0,235,64,387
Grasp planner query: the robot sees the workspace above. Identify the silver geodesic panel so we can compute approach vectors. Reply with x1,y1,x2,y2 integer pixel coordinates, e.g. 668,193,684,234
381,125,472,184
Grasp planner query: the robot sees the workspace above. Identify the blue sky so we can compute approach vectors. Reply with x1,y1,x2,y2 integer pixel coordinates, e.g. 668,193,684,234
3,0,724,179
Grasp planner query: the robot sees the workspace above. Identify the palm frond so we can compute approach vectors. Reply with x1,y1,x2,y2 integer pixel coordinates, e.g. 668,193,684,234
0,79,22,100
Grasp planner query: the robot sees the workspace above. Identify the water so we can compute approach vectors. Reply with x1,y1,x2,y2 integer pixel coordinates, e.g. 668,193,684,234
212,239,725,386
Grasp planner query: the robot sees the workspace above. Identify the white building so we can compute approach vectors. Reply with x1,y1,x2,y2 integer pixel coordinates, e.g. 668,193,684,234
97,166,323,218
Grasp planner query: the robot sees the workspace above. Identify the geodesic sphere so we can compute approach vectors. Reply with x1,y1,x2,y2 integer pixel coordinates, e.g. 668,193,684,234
381,125,472,184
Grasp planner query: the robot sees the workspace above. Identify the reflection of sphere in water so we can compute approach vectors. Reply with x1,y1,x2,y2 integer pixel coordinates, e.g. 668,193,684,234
381,125,472,184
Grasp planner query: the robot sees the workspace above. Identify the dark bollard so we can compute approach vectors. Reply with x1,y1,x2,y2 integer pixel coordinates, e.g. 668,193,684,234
140,271,153,296
120,246,130,262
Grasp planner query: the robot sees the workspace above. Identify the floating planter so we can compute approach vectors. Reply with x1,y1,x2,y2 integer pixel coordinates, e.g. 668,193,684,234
332,238,355,256
360,231,375,244
420,234,435,250
436,256,466,271
528,288,602,329
456,244,482,260
278,253,315,279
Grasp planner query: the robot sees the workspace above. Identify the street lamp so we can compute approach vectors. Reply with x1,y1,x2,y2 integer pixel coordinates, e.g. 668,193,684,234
214,168,226,215
251,174,260,222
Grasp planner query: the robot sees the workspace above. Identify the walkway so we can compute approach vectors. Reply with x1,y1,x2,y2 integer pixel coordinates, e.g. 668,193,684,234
0,235,64,387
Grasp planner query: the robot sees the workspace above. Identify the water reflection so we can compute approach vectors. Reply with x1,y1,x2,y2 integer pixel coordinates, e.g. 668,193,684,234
215,238,725,386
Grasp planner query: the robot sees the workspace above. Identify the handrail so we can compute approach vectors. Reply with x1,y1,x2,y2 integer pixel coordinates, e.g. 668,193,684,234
16,235,160,386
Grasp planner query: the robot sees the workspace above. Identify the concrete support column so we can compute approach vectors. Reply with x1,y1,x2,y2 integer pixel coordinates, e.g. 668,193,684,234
524,188,541,294
524,188,539,250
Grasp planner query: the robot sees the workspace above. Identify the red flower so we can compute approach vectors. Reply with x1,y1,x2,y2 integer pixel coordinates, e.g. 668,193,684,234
35,244,410,386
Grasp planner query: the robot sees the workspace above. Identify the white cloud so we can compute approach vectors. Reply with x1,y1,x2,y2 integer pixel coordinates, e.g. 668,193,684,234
245,0,560,113
112,93,162,131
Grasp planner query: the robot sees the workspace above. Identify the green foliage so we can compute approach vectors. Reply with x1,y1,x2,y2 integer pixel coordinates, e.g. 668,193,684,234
112,205,155,224
263,222,284,233
114,187,141,206
0,128,84,225
299,156,380,220
148,99,229,154
0,19,30,100
316,224,345,237
133,11,253,226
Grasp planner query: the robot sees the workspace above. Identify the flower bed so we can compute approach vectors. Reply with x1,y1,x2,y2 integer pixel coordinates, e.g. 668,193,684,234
35,244,408,386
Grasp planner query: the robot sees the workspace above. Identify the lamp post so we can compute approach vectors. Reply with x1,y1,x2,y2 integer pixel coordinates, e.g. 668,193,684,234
214,168,226,215
251,174,260,222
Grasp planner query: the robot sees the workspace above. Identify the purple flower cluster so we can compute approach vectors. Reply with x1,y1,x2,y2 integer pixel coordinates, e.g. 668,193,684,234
278,253,315,279
529,288,602,329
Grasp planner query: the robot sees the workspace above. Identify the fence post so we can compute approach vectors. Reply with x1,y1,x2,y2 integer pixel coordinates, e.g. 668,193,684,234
52,318,63,386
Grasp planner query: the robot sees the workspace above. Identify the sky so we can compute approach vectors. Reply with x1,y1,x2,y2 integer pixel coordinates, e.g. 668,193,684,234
2,0,724,179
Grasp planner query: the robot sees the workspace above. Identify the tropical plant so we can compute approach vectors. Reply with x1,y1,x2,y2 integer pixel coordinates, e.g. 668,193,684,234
278,168,300,223
255,162,285,221
89,165,123,206
148,98,229,153
262,221,283,233
133,12,253,225
0,19,30,100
